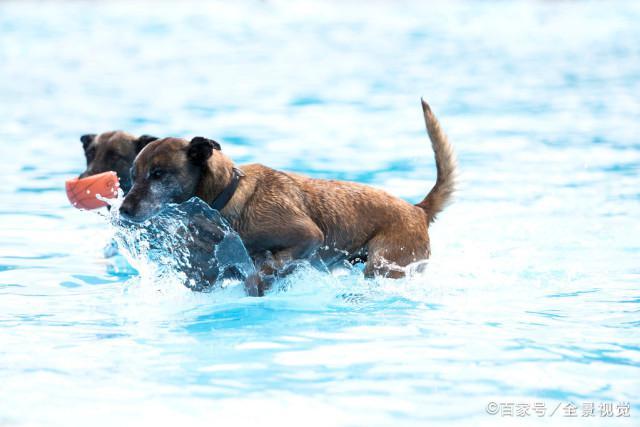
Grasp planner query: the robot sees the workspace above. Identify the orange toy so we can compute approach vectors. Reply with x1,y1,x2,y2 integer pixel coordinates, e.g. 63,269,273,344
65,171,120,210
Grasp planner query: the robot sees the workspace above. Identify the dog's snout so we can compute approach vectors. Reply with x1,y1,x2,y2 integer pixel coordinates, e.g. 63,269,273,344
79,167,100,179
119,200,135,219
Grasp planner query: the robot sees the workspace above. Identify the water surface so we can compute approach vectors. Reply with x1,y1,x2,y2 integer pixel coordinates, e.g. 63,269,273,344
0,1,639,426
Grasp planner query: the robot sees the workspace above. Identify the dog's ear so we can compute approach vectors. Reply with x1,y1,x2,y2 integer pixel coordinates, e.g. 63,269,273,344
80,134,96,151
134,135,158,154
188,137,221,165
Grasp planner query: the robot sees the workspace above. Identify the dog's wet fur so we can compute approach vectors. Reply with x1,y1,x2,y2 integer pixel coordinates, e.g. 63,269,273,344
120,100,457,291
80,131,158,193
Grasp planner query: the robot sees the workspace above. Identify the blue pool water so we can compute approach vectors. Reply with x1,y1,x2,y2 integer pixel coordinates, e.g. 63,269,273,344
1,1,639,425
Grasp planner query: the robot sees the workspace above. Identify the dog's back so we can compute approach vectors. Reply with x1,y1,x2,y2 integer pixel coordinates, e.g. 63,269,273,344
229,100,456,269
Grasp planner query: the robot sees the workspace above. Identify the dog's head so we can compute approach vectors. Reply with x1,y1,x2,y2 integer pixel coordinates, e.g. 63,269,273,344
79,131,158,193
119,136,227,221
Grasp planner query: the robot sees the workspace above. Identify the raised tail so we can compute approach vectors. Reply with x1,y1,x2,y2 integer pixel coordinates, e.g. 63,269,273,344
415,99,457,224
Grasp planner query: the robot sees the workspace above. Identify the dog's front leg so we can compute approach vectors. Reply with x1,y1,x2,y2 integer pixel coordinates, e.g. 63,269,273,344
243,272,264,297
252,219,324,288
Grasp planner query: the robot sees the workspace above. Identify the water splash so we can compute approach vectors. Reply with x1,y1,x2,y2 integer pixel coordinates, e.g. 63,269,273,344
104,197,256,293
97,190,435,299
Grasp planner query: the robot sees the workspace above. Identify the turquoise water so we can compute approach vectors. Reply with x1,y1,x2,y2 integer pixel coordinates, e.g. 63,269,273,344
1,1,639,426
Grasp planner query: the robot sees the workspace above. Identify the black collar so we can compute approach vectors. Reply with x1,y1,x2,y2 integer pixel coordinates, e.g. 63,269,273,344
210,167,244,211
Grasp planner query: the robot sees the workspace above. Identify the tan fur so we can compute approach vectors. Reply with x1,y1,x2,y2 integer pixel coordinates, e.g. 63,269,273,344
81,130,138,177
79,130,158,193
197,100,457,278
123,100,457,284
415,99,457,223
195,151,235,203
96,131,138,155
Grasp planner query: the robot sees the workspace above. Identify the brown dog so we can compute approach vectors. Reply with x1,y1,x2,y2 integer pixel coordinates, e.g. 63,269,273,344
79,131,158,193
120,100,456,283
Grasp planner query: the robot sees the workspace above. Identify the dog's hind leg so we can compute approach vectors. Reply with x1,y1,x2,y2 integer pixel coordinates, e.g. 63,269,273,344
363,227,430,279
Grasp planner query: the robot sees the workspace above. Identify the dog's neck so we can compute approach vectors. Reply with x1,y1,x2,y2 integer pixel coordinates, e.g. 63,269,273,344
195,151,235,206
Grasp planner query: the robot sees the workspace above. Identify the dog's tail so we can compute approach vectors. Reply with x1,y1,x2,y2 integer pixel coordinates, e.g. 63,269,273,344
415,99,457,224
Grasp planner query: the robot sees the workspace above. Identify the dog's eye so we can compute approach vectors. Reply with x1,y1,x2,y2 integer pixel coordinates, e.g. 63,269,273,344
107,150,127,161
85,148,96,162
149,169,165,180
106,149,119,159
